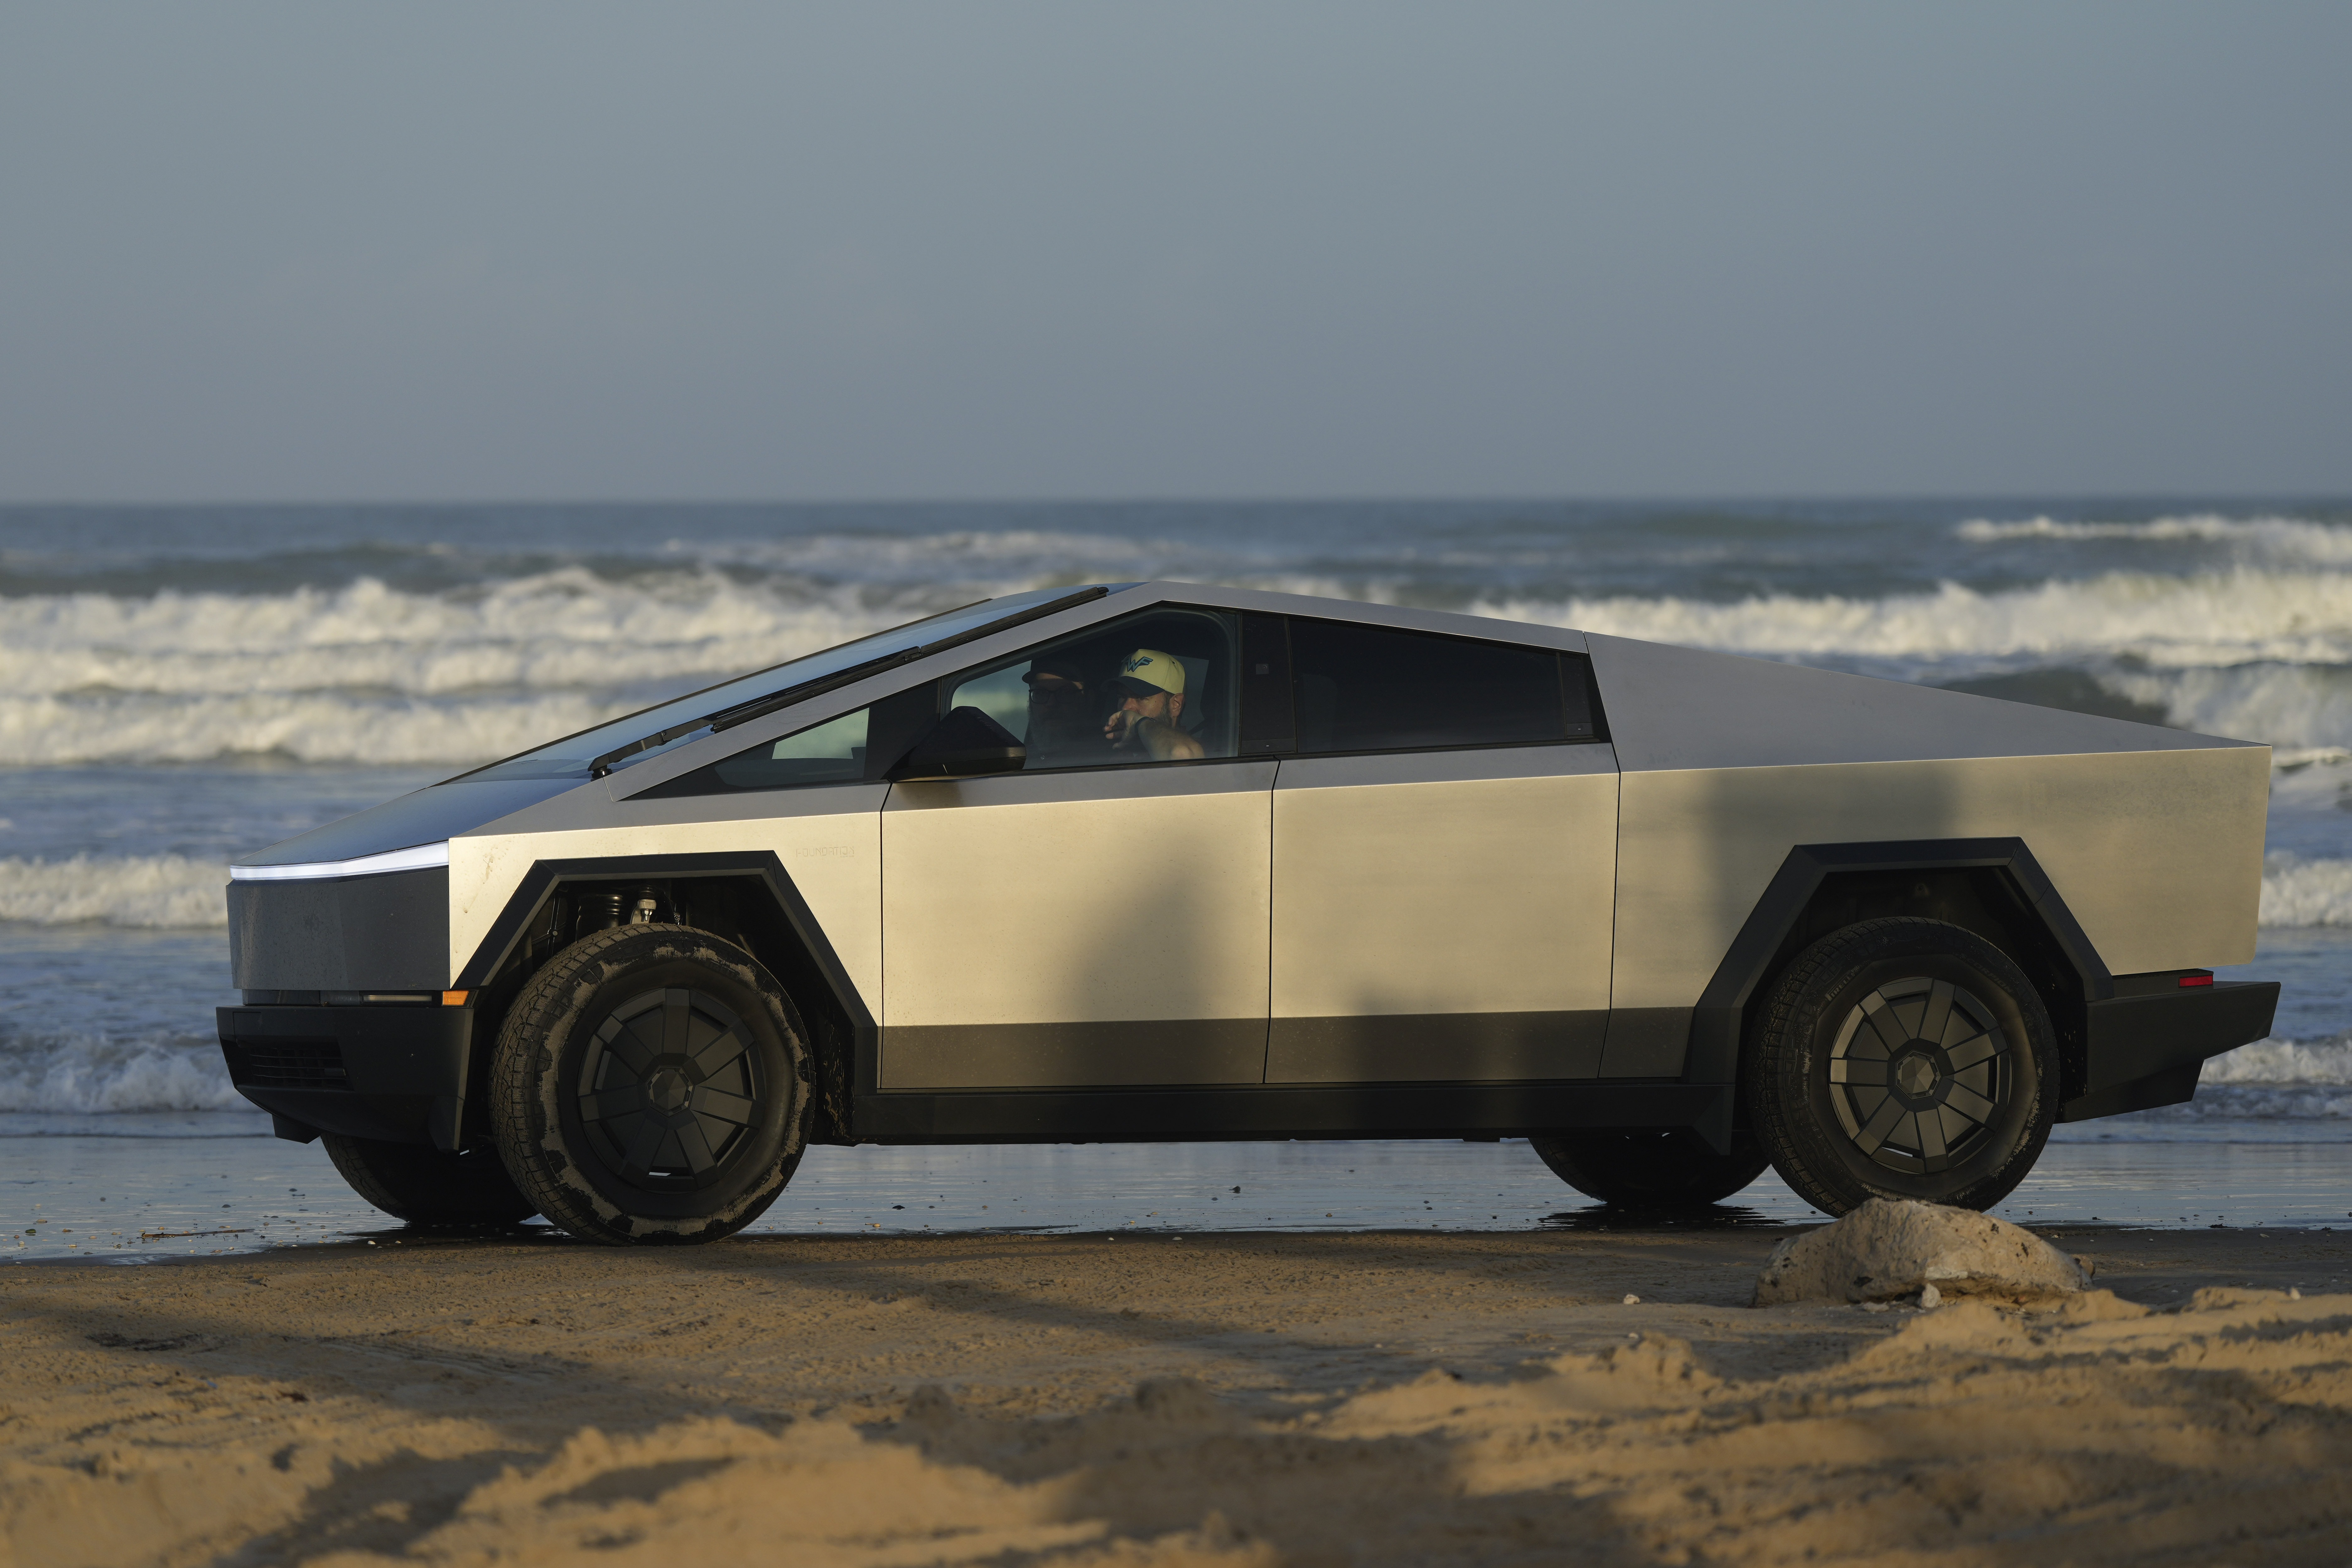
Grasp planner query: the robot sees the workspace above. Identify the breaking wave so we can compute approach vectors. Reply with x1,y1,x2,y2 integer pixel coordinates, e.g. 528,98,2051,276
0,691,623,767
2200,1035,2352,1086
11,516,2352,760
0,855,227,927
0,1029,245,1113
1956,513,2352,563
0,568,925,699
1482,569,2352,671
2258,855,2352,928
2101,1033,2352,1124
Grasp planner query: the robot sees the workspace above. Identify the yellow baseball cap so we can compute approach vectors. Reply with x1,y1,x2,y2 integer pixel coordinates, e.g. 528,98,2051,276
1109,647,1186,698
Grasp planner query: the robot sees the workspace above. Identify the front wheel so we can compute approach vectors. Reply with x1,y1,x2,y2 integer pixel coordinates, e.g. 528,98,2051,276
1528,1128,1771,1208
1745,917,2057,1216
489,923,811,1246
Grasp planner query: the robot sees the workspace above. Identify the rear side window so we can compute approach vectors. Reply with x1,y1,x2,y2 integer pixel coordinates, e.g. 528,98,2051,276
1289,618,1595,754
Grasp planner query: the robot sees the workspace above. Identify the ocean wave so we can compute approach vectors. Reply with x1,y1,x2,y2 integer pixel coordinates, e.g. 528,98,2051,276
2259,855,2352,927
20,550,2352,760
0,690,629,766
662,527,1235,579
1956,513,2352,563
2084,1035,2352,1123
2200,1034,2352,1085
2104,664,2352,752
2126,1034,2352,1122
21,564,2352,693
1481,569,2352,670
0,1028,245,1113
0,568,935,699
0,855,227,927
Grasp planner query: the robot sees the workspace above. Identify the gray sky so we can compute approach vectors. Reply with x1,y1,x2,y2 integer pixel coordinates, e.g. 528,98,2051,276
2,3,2345,502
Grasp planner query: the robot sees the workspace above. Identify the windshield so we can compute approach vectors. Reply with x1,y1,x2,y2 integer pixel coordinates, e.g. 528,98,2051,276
455,587,1104,783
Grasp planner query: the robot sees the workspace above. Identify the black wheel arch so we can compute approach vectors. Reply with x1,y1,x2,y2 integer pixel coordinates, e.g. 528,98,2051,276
455,852,871,1146
1687,839,2114,1111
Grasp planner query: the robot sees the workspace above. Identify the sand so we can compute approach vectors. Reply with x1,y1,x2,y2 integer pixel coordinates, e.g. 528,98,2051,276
4,1225,2351,1565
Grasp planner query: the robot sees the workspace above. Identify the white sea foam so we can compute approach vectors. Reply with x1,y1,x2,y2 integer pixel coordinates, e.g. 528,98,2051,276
15,528,2352,760
0,560,1386,762
2097,1033,2352,1123
2258,855,2352,928
2200,1034,2352,1086
1480,569,2352,670
0,855,227,927
0,1030,245,1113
2105,664,2352,751
1957,513,2352,563
663,527,1230,579
0,568,923,699
0,690,626,766
32,565,2352,698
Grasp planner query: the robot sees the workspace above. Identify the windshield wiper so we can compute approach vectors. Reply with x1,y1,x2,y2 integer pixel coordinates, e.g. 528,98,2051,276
586,585,1111,778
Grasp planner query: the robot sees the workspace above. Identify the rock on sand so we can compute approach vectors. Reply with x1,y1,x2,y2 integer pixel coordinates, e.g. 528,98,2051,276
1752,1197,2091,1306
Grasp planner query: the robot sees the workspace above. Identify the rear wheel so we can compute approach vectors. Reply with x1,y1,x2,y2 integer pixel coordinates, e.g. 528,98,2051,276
321,1135,539,1226
1529,1128,1771,1208
1746,917,2057,1216
489,923,811,1246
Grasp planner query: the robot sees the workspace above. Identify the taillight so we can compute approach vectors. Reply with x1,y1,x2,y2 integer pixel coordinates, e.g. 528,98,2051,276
2178,972,2214,988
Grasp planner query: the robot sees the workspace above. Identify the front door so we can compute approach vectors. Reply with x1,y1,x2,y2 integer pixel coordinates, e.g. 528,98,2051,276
878,606,1273,1089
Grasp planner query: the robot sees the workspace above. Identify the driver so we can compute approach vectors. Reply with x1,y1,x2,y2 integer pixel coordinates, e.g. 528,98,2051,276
1104,648,1205,761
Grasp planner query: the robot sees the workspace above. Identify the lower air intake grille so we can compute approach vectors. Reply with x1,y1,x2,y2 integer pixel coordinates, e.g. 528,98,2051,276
225,1038,349,1090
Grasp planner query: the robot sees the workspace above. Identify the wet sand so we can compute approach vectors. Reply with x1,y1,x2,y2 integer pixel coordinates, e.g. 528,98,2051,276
5,1225,2351,1565
13,1131,2352,1265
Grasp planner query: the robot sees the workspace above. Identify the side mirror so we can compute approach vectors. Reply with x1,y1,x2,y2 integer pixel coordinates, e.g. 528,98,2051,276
885,706,1026,781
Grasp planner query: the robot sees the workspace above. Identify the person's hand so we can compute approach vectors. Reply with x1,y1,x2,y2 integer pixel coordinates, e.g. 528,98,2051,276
1103,709,1133,745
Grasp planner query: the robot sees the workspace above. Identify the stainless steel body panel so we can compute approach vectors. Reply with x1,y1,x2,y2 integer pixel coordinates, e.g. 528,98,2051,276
878,760,1277,1089
1589,633,2246,771
1607,747,2270,1019
1268,744,1618,1082
447,783,888,1008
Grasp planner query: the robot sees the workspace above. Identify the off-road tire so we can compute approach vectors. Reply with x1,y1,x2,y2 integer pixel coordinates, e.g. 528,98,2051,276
1746,917,2056,1216
1528,1128,1772,1208
489,923,811,1246
321,1135,539,1226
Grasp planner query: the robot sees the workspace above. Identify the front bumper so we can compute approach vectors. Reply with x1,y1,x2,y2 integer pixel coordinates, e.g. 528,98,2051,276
217,1004,475,1149
2058,979,2280,1122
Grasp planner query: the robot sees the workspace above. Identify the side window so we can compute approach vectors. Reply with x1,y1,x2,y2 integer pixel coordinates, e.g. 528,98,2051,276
945,607,1241,770
706,707,869,791
633,684,936,797
1289,618,1590,754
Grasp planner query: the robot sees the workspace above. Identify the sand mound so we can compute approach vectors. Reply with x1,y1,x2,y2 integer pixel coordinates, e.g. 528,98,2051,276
244,1289,2352,1568
7,1232,2347,1566
1752,1198,2092,1305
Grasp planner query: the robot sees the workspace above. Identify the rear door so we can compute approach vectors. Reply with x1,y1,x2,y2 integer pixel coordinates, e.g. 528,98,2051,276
1266,617,1619,1083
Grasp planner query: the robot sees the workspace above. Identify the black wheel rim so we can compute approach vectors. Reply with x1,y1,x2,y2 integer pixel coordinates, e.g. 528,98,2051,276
1827,976,2008,1176
576,986,764,1193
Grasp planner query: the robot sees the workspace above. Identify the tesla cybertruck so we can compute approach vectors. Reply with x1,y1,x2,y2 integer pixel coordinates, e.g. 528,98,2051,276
218,582,2278,1243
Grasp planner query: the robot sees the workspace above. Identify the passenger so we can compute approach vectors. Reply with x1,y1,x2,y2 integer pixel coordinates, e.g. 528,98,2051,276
1104,648,1206,761
1020,657,1101,765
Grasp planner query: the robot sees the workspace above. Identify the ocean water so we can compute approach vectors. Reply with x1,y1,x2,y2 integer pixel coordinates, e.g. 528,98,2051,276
3,499,2349,1241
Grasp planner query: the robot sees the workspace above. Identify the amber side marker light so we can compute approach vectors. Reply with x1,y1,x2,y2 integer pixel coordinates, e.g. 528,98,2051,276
442,990,472,1006
2178,973,2215,988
